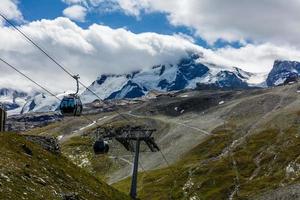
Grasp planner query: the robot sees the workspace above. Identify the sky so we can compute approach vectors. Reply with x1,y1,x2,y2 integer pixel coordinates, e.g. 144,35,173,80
1,0,300,93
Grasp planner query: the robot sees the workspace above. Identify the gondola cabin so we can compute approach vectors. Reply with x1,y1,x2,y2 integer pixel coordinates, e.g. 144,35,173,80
0,104,6,132
60,95,83,116
93,139,109,154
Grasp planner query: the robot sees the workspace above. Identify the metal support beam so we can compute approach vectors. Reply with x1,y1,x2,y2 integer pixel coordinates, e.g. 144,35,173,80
0,105,6,132
130,139,140,199
95,126,160,199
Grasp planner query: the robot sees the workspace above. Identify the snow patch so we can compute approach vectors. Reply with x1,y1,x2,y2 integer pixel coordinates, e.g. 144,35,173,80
274,77,286,85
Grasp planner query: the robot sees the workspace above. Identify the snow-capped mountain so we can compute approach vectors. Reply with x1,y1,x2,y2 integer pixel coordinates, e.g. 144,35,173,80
20,93,60,114
266,60,300,86
81,54,266,103
0,88,61,115
4,55,300,115
19,91,78,115
0,88,29,111
2,89,76,115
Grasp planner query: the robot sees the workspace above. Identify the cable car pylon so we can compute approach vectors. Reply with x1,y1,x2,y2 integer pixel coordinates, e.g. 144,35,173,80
93,127,159,199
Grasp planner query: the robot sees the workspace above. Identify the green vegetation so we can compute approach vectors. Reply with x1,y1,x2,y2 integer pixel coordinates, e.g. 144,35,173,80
25,116,95,137
60,117,170,181
0,133,130,200
61,135,120,181
10,86,300,199
114,120,300,200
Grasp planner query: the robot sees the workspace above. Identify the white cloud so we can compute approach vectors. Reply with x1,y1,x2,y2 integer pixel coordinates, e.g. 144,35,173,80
115,0,143,16
0,0,23,21
63,5,88,22
0,17,200,93
62,0,103,8
1,17,300,95
85,0,300,48
201,43,300,73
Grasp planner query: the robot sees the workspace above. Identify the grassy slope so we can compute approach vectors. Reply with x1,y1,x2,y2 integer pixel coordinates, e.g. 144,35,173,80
59,117,169,181
18,86,300,199
61,134,121,181
0,133,130,200
114,111,300,199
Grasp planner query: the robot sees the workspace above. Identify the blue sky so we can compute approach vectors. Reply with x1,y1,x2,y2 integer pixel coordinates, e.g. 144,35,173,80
18,0,246,49
19,1,205,45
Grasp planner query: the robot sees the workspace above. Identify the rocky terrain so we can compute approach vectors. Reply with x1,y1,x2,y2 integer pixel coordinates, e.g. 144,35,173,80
0,88,29,112
113,83,300,199
6,112,63,132
6,79,295,199
2,56,300,199
267,60,300,86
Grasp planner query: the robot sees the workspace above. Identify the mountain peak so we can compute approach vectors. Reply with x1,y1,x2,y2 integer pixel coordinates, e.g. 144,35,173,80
80,53,264,103
266,60,300,86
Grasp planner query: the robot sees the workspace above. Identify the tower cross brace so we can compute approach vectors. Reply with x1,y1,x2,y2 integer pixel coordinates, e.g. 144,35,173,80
96,127,160,199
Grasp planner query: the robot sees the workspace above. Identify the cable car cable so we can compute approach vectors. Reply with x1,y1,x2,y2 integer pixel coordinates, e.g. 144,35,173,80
0,57,61,101
0,57,99,125
0,56,156,192
0,13,75,79
0,13,171,171
0,13,130,122
1,14,170,168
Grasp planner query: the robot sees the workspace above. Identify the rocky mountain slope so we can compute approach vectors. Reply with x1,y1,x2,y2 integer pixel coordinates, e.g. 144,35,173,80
266,60,300,86
6,92,71,116
3,56,300,117
0,88,29,111
4,53,265,114
112,83,300,199
20,93,60,114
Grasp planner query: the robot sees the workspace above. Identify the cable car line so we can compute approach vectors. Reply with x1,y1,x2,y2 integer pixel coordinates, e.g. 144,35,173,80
0,13,172,174
0,57,61,102
0,57,99,125
0,13,130,122
0,52,153,195
0,13,75,79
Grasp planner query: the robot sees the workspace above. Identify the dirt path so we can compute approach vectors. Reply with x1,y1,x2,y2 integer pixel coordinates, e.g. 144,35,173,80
59,114,117,143
126,113,211,136
108,110,225,184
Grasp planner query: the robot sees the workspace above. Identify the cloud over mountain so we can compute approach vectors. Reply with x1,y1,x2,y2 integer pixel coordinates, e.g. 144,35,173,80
1,1,300,94
0,17,201,93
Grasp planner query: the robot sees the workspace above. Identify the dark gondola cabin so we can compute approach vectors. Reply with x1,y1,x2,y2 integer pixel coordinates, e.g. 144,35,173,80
93,139,109,154
60,95,83,116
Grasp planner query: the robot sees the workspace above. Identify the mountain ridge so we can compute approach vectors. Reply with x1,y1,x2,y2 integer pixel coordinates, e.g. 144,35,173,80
80,53,266,103
266,60,300,86
2,54,300,115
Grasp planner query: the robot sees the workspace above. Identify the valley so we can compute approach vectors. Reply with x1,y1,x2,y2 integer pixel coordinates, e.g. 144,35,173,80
1,1,300,199
3,81,299,199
